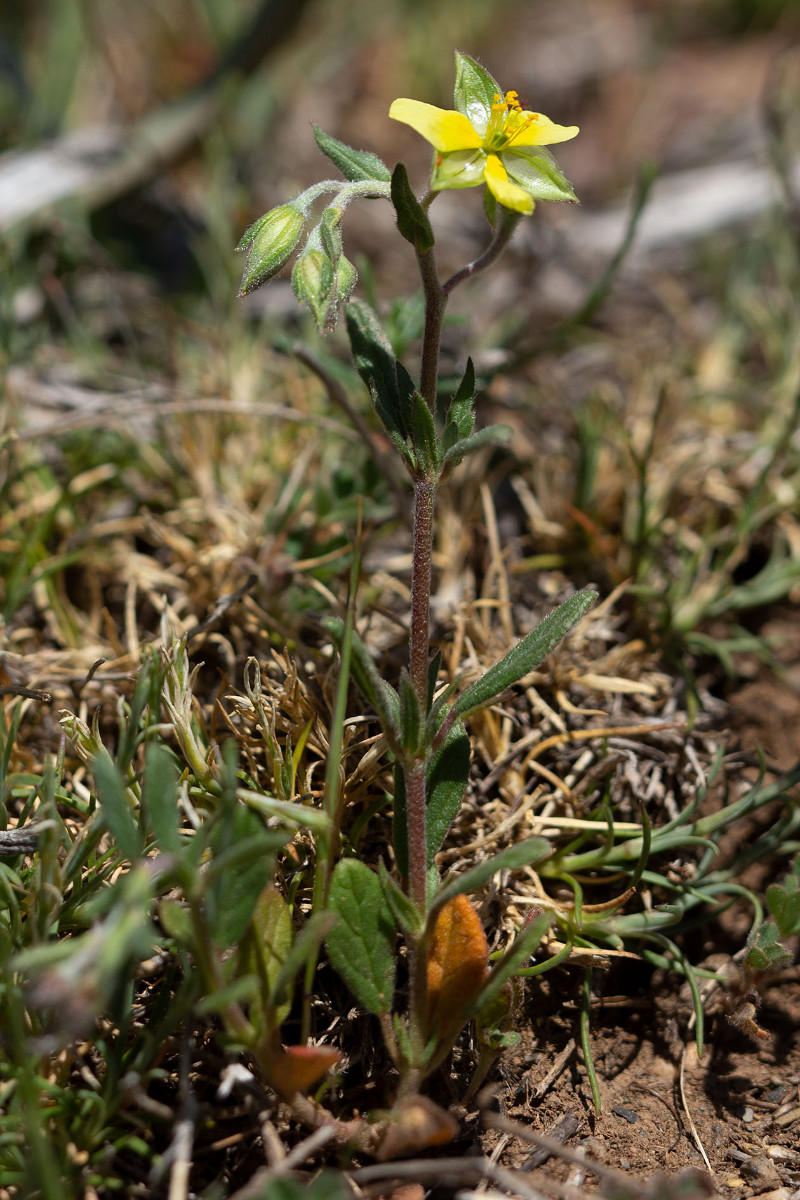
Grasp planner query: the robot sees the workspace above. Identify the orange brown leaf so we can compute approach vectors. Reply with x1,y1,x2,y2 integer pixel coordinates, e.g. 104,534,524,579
426,893,489,1038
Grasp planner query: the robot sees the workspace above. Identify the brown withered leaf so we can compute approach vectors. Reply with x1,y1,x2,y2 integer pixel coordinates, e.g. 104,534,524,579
376,1094,459,1161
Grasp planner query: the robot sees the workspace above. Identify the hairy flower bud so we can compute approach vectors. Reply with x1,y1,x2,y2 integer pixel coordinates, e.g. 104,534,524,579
291,246,335,331
236,203,305,296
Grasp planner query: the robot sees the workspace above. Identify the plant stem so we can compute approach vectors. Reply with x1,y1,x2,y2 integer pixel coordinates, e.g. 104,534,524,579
417,247,445,410
409,477,436,702
441,210,520,298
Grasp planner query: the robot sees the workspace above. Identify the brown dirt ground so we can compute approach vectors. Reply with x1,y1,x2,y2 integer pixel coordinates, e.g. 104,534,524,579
480,973,800,1198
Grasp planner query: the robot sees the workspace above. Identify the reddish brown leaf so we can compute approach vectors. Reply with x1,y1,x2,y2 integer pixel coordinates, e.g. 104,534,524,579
377,1094,459,1161
267,1044,340,1099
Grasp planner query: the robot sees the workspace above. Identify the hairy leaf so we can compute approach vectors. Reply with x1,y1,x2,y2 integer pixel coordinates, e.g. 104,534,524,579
326,860,396,1016
313,125,391,182
453,588,597,719
391,162,435,252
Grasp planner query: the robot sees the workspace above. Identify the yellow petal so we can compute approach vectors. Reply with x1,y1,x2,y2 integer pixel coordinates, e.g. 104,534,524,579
511,112,579,148
389,98,482,152
484,154,534,214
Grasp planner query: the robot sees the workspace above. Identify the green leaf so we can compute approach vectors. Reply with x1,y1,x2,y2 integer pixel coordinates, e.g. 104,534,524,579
92,748,143,862
207,807,284,950
326,860,396,1016
378,861,423,935
238,883,293,1033
346,300,415,442
393,722,471,877
143,742,180,855
453,51,503,133
313,125,392,183
504,147,577,204
264,1171,352,1200
453,588,597,719
442,423,512,465
410,390,440,475
322,617,401,747
744,921,792,973
766,874,800,938
468,909,552,1020
432,837,552,917
425,721,471,860
438,356,476,430
390,162,435,253
269,911,336,1010
398,670,423,756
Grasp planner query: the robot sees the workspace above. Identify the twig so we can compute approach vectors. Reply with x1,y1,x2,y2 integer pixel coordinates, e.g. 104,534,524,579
350,1156,550,1200
526,1037,576,1101
679,1042,714,1177
522,1110,581,1169
0,685,51,702
185,575,257,645
0,823,55,856
481,1111,644,1197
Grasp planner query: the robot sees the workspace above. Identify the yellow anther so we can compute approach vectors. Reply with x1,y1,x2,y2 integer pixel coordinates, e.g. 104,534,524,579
505,90,521,110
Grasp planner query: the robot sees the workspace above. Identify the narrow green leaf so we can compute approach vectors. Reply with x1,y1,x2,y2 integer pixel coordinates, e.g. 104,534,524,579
467,909,551,1020
207,808,284,949
270,911,336,1010
398,670,423,756
431,837,552,917
378,862,423,935
239,884,293,1031
390,162,435,252
143,742,180,855
453,588,597,719
437,357,475,427
313,125,392,183
426,722,470,861
442,423,512,465
326,860,396,1016
346,300,414,441
92,748,142,862
322,617,400,745
410,390,440,475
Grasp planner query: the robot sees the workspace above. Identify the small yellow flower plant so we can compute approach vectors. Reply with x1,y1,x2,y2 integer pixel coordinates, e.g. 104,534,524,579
235,51,595,1148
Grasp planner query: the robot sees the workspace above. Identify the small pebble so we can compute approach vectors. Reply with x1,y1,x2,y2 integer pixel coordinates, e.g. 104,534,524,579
742,1106,754,1124
612,1105,639,1124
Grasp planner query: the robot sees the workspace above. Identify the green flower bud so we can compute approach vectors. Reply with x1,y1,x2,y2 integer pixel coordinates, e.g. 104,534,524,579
291,247,335,331
237,203,305,297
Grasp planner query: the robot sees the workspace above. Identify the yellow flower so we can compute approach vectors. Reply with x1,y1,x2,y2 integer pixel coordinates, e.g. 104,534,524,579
390,53,578,215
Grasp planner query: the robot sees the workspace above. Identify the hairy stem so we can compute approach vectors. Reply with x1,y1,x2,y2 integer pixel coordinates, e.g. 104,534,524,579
417,247,445,410
442,210,520,298
409,477,436,702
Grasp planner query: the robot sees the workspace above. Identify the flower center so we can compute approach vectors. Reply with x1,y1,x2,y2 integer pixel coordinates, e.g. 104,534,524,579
483,90,540,151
